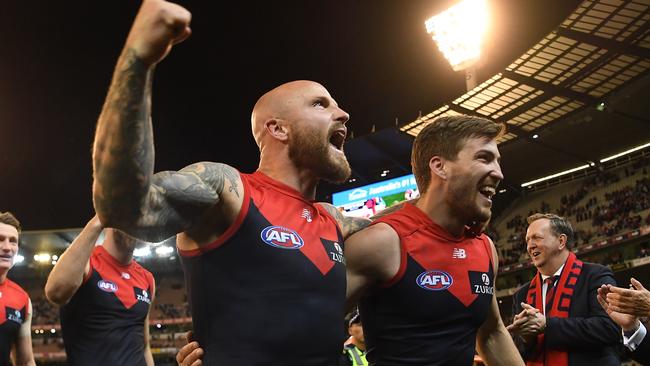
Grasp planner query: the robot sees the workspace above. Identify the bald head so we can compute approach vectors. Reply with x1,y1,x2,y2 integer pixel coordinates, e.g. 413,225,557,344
251,80,329,148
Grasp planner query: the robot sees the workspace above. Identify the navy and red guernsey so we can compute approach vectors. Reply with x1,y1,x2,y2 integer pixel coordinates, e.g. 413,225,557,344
60,245,154,366
359,203,495,366
179,171,346,365
0,279,29,366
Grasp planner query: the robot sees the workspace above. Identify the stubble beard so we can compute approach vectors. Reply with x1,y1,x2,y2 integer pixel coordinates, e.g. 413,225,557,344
448,174,492,226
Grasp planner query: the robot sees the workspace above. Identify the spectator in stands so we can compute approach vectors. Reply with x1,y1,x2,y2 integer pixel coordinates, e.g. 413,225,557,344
640,244,650,258
45,216,155,366
0,212,36,366
507,213,621,365
598,278,650,364
340,310,367,366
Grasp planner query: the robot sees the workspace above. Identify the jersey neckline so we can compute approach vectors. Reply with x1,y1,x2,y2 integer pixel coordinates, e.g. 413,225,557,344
402,203,472,243
252,171,316,205
96,245,135,269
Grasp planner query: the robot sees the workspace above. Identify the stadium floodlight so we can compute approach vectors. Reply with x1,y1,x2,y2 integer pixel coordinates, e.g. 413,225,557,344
133,246,152,258
425,0,489,90
155,245,174,257
14,254,24,264
34,253,51,263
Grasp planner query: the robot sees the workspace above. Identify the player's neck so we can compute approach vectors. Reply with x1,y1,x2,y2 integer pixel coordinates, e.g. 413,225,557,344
258,156,319,200
0,270,7,284
416,191,466,238
103,241,134,265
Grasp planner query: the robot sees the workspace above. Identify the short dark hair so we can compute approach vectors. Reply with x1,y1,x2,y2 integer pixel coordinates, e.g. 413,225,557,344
527,213,574,248
0,212,21,233
411,115,503,193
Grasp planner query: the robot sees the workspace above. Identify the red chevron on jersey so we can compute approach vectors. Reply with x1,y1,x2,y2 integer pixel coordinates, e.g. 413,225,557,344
250,172,341,275
0,279,28,326
85,245,154,309
0,279,29,364
377,202,493,307
409,237,492,307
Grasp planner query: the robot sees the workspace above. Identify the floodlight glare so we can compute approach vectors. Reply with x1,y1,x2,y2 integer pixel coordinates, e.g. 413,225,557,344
34,253,51,263
155,245,174,256
425,0,488,71
133,246,152,258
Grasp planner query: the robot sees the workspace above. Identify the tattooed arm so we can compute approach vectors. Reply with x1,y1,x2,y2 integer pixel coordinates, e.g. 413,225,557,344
317,203,370,239
129,162,242,241
92,1,239,241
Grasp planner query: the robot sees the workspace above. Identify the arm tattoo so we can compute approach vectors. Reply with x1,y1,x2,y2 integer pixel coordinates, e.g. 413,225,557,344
175,162,240,202
112,163,240,242
341,216,371,239
223,165,240,198
318,203,371,239
93,48,155,225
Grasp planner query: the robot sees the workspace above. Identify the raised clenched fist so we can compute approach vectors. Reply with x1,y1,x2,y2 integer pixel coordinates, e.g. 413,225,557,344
125,0,192,66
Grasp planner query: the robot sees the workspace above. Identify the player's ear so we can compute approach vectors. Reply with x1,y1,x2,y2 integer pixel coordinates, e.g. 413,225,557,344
265,118,289,142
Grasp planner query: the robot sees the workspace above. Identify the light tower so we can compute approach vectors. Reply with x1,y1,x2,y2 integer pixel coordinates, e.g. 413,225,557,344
425,0,489,91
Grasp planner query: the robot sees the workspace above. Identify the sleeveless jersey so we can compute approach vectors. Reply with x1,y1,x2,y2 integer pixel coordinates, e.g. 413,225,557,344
179,171,346,365
60,245,154,366
359,203,494,366
0,279,29,366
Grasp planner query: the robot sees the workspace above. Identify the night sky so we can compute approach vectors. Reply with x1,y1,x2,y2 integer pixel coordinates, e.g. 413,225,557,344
0,0,581,230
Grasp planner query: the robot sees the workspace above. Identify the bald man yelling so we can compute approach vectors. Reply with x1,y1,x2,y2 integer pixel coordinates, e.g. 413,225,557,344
91,0,369,364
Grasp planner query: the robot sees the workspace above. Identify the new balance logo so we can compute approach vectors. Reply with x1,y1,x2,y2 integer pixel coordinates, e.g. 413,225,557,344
452,248,466,259
301,208,312,223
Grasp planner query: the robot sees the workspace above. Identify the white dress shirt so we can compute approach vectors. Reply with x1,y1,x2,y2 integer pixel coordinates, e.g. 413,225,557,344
624,322,647,351
541,264,564,315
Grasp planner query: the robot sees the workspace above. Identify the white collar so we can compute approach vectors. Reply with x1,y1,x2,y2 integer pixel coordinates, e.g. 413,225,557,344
541,263,564,281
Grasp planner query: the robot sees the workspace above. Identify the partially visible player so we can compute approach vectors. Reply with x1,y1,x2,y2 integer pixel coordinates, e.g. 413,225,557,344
0,212,35,366
45,216,155,366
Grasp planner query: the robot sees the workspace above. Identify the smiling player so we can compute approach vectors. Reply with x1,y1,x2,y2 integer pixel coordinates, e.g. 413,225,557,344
344,115,524,366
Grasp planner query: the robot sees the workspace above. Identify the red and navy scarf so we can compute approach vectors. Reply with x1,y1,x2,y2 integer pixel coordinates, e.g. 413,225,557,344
525,252,583,366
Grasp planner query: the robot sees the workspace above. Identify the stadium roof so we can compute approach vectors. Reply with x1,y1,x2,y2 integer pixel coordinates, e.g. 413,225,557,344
321,0,650,198
7,0,650,255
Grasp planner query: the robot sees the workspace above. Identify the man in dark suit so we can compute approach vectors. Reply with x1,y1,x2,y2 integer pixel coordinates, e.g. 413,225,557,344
598,278,650,364
507,213,621,366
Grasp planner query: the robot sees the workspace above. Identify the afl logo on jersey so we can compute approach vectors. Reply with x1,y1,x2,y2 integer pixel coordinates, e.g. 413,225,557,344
416,270,453,291
97,280,118,293
260,226,304,249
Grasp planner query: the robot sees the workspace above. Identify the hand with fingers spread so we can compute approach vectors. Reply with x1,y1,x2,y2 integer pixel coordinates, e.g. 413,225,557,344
603,278,650,319
125,0,192,66
507,303,545,338
176,331,204,366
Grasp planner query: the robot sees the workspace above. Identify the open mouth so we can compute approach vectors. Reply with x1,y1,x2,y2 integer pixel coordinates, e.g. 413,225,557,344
478,185,496,201
329,129,347,151
531,251,541,258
